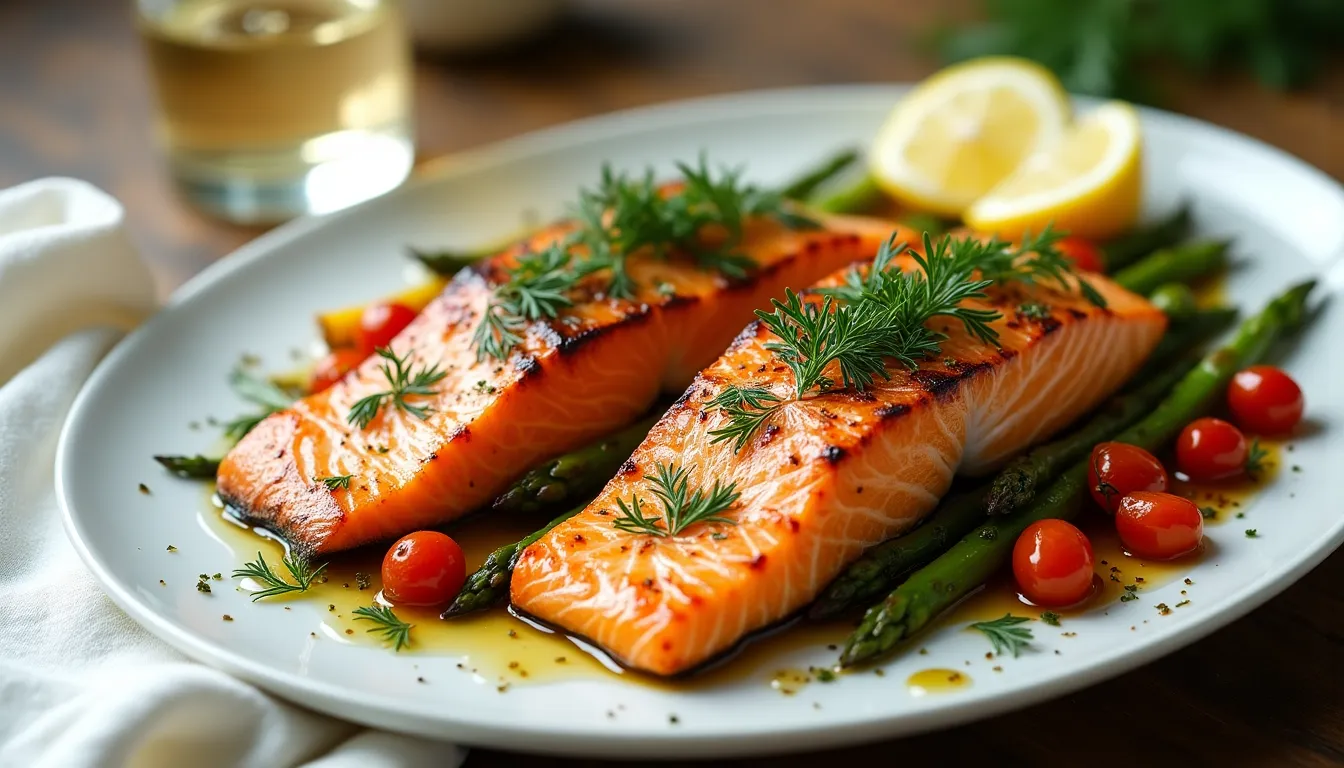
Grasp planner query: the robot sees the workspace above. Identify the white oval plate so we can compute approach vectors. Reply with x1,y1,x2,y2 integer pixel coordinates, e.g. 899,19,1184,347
57,85,1344,758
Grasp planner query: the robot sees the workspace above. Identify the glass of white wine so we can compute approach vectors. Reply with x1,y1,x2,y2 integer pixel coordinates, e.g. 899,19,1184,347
137,0,415,224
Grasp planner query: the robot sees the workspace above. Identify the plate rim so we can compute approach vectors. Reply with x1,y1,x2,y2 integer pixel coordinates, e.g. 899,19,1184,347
55,82,1344,756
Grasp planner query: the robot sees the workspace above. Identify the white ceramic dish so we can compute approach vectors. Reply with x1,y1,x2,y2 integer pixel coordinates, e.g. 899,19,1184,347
57,85,1344,758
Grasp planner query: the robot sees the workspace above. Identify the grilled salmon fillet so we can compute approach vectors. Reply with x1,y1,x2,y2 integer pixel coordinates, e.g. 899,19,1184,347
511,261,1166,676
217,214,913,555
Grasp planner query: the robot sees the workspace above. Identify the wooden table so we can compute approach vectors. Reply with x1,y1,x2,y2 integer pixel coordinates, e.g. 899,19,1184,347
4,1,1341,765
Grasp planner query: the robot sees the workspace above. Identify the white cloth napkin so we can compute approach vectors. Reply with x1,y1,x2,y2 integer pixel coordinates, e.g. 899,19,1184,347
0,179,464,768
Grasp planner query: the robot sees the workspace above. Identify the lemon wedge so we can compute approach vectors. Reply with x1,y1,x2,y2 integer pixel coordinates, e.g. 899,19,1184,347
869,57,1072,215
965,101,1142,240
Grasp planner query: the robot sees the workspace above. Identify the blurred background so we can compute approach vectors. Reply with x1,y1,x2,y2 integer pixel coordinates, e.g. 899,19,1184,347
1,0,1339,296
2,2,1342,766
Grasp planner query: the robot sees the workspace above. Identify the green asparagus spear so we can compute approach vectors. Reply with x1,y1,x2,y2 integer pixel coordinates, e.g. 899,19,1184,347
839,281,1314,667
1101,205,1192,271
489,416,657,515
1111,240,1229,297
780,149,861,201
154,455,221,479
811,173,885,215
1147,283,1199,316
443,502,589,618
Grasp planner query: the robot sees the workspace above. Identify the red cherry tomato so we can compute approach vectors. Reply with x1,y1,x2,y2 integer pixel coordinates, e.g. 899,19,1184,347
1055,237,1105,273
309,349,366,394
1227,365,1304,435
1012,519,1096,607
1087,442,1169,513
356,302,417,355
1176,417,1248,481
1115,491,1204,559
381,531,466,606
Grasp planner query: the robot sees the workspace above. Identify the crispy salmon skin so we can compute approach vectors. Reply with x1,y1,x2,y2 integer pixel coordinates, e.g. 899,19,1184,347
510,258,1166,676
216,213,912,555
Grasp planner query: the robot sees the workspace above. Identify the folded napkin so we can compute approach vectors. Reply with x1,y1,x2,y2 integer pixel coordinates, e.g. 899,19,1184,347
0,179,462,768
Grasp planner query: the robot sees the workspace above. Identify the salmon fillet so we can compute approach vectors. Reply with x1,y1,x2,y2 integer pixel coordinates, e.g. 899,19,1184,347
510,259,1166,676
217,214,913,555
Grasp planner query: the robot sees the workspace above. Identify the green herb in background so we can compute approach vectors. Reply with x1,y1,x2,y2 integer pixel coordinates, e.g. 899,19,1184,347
934,0,1344,100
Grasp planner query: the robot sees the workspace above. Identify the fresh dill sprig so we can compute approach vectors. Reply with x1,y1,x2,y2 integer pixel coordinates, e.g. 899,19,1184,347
476,156,818,361
970,613,1034,657
318,474,353,490
229,367,297,410
611,462,740,537
347,347,447,429
352,604,413,651
708,232,999,450
232,551,327,601
971,226,1107,308
473,243,587,362
706,386,785,452
1245,439,1269,478
222,367,298,440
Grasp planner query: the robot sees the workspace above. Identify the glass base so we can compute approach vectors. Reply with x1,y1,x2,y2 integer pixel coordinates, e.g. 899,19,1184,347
168,124,415,225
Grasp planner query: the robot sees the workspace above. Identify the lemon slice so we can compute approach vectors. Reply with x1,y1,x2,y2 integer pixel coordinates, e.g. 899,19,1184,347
870,57,1071,215
965,101,1142,240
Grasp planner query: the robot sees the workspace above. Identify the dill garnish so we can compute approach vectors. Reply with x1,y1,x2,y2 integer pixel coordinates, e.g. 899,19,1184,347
1245,439,1269,478
347,347,447,429
1018,302,1051,319
474,156,817,361
232,551,327,601
223,367,298,440
707,227,1104,451
611,462,740,537
318,474,353,490
970,614,1033,658
352,604,413,651
473,244,589,363
708,232,998,450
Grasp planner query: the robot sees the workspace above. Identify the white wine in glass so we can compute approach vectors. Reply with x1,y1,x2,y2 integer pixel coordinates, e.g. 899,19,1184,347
138,0,414,223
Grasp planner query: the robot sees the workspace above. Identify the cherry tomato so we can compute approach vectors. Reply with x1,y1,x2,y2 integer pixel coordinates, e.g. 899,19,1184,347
309,349,366,394
1227,365,1304,435
1176,417,1248,481
1088,442,1168,513
1012,519,1096,607
381,531,466,606
1115,491,1204,559
1055,237,1105,273
355,301,417,355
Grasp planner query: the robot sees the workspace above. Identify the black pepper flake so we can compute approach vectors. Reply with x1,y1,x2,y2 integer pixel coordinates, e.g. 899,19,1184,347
328,604,336,612
166,545,177,552
158,579,166,586
1184,578,1194,585
1156,603,1171,615
138,483,151,495
355,572,371,590
507,630,518,639
668,715,679,725
222,615,233,622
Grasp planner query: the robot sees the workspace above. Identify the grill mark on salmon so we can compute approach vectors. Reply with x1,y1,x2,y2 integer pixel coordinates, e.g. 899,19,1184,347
510,263,1165,676
217,215,914,556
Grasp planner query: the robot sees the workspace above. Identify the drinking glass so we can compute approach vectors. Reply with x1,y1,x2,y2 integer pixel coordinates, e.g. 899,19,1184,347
137,0,415,223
